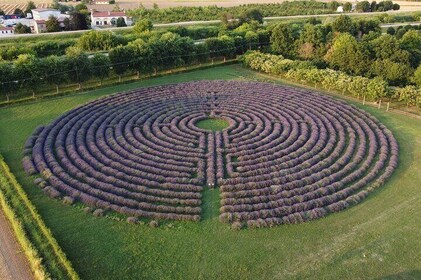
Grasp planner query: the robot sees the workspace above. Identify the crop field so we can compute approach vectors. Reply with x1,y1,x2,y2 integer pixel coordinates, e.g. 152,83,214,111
0,65,420,279
0,2,49,14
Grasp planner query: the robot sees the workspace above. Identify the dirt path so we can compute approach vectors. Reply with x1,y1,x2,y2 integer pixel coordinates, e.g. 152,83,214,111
0,211,33,280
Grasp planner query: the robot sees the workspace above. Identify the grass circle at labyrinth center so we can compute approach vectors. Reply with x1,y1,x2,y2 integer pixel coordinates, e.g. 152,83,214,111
21,80,399,228
194,117,230,131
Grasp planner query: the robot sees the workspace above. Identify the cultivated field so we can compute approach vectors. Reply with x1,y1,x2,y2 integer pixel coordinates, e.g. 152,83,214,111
0,64,420,279
0,2,49,14
3,0,420,13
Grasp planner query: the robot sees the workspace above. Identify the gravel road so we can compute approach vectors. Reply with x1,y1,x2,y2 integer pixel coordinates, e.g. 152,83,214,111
0,211,33,280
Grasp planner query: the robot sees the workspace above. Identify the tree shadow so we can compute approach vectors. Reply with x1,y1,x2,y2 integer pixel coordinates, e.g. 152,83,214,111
376,270,421,280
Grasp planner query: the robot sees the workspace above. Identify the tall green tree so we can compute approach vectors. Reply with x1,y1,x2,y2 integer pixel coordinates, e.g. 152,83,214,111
109,45,133,81
90,54,111,85
14,23,32,34
13,55,43,97
370,59,412,86
39,55,70,93
71,12,88,30
116,17,127,27
238,9,263,24
0,62,17,102
400,30,421,67
133,19,153,34
325,33,367,75
356,1,371,12
46,16,61,32
270,23,296,58
25,1,36,15
332,15,356,35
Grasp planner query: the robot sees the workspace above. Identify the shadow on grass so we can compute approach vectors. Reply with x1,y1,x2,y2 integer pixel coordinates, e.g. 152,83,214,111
377,270,421,280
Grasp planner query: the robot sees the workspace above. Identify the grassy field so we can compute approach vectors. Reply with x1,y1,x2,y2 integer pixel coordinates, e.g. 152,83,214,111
0,64,420,280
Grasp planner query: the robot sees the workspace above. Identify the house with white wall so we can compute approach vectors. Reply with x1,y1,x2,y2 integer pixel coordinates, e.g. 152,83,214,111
0,26,14,37
91,10,131,27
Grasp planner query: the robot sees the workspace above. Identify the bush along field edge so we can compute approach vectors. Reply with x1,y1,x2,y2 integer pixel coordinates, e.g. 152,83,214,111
0,154,80,280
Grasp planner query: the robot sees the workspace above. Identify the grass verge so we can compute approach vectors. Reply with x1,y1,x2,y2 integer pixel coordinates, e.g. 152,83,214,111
0,155,79,280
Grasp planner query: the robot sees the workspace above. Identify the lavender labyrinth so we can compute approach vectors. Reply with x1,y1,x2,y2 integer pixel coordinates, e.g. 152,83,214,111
22,81,399,228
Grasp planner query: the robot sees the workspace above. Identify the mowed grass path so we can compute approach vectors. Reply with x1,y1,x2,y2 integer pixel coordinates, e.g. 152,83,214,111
0,65,420,280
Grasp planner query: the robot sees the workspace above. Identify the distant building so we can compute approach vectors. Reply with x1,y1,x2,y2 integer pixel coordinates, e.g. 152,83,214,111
336,6,344,13
31,8,69,21
30,9,70,33
33,18,68,33
92,0,111,4
91,10,131,27
0,26,14,37
0,17,33,27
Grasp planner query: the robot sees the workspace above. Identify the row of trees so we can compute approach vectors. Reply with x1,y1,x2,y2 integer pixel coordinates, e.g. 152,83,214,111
128,2,336,24
0,31,267,101
242,50,421,107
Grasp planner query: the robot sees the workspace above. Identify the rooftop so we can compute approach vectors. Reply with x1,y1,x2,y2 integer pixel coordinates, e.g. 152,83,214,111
92,11,126,17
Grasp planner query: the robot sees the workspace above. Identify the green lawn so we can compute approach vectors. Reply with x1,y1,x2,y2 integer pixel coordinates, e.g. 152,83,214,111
0,64,420,280
194,118,230,131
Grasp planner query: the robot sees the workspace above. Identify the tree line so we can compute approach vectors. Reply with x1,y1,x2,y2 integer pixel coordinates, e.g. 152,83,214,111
0,28,268,102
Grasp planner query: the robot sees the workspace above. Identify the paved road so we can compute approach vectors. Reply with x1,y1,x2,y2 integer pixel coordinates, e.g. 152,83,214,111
0,211,33,280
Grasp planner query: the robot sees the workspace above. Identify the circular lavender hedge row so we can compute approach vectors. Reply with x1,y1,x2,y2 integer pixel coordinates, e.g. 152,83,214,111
22,81,398,227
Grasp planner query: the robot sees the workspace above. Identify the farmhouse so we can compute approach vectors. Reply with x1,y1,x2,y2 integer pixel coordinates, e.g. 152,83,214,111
91,10,131,27
0,26,14,37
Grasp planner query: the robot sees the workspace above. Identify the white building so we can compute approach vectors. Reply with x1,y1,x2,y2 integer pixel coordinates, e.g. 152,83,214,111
31,9,63,21
91,11,131,27
0,27,14,37
0,17,33,27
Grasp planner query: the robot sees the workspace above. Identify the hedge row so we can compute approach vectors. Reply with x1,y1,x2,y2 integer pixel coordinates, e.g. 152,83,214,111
0,155,79,280
242,51,391,102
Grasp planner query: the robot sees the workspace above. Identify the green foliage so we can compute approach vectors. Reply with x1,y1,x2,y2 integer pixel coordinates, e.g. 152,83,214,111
332,15,356,35
14,23,32,34
116,17,127,27
343,2,352,12
70,12,88,31
325,33,367,75
238,8,263,24
356,1,371,12
386,27,396,35
369,34,410,64
133,19,153,34
411,65,421,87
396,85,421,107
14,8,25,18
128,2,334,24
270,23,296,58
25,1,36,15
367,76,390,100
399,30,421,67
370,59,412,86
77,31,126,51
90,54,111,83
46,16,61,33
